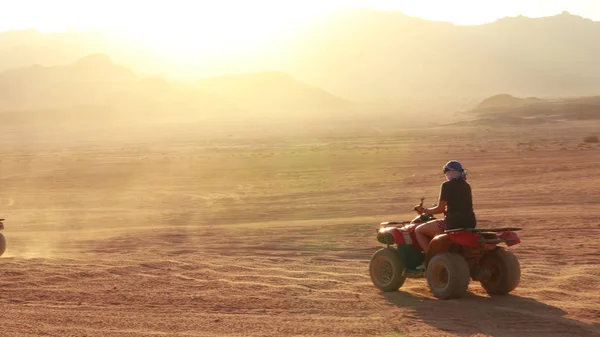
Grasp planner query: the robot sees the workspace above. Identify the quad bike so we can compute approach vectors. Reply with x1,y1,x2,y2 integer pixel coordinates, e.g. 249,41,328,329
369,198,521,299
0,218,5,256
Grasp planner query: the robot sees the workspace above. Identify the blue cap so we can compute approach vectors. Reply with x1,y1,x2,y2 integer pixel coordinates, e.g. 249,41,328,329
443,160,464,172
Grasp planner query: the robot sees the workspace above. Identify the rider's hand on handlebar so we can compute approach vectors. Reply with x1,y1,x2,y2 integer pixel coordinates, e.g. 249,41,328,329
414,205,425,213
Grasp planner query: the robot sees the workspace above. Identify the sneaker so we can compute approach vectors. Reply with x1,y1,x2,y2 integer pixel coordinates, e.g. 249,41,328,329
415,262,426,272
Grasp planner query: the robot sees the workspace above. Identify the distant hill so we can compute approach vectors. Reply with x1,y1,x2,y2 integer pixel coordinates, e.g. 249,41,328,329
196,71,349,112
0,53,243,120
282,10,600,101
0,53,136,111
455,93,600,126
476,94,543,109
3,10,600,104
0,54,350,127
0,29,89,71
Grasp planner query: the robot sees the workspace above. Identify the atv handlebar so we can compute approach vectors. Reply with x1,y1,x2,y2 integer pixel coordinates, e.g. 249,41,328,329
413,197,425,214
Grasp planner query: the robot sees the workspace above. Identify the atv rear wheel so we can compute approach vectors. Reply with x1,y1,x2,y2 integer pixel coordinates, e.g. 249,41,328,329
369,248,406,292
479,250,520,295
0,233,6,257
426,252,470,299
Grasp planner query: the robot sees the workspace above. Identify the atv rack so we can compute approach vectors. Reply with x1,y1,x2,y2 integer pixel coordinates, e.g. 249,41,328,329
444,227,522,233
380,221,411,226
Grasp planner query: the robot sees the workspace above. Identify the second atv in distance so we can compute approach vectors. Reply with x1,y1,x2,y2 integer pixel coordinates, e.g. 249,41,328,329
369,198,522,300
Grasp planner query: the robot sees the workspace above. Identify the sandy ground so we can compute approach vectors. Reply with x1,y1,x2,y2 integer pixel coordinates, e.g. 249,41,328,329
0,119,599,336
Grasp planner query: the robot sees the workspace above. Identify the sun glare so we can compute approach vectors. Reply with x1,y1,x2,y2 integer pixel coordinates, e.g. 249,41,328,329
6,0,597,58
2,0,346,56
99,2,333,57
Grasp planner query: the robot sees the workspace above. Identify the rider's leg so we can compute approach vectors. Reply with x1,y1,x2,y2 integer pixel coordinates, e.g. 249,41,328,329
415,219,445,254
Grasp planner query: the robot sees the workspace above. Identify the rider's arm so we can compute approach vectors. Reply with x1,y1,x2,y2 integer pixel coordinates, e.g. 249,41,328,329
423,200,448,214
423,199,447,214
423,183,449,214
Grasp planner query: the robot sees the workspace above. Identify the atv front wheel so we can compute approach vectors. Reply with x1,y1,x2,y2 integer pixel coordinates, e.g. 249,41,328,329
479,250,520,295
426,252,470,299
369,248,406,292
0,233,6,257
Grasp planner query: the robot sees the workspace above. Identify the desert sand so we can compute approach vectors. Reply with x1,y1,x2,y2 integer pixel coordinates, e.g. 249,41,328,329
0,119,599,337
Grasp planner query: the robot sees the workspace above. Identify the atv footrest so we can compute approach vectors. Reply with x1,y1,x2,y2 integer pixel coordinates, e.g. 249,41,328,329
405,269,425,278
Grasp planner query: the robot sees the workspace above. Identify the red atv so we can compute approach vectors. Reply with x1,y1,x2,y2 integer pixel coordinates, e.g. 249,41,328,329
0,218,5,257
369,198,521,299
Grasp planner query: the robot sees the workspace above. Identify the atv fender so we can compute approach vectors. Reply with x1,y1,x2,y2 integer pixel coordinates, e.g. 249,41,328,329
426,234,453,262
447,231,479,247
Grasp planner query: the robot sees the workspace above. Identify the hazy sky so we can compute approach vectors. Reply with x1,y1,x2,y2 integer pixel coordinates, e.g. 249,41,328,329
1,0,599,32
1,0,599,56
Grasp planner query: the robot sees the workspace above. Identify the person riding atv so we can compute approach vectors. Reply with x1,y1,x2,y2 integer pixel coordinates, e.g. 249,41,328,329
370,161,520,299
414,160,476,270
